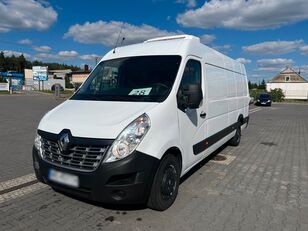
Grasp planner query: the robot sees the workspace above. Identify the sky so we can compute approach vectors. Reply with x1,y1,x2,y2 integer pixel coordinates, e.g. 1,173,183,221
0,0,308,83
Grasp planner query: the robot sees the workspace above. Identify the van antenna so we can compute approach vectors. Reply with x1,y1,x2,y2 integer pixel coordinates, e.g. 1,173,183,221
113,23,124,54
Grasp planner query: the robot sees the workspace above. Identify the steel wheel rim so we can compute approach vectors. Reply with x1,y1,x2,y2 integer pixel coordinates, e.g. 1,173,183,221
161,164,177,200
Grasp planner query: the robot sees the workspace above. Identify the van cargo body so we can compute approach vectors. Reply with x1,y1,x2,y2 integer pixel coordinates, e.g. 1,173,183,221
33,35,250,210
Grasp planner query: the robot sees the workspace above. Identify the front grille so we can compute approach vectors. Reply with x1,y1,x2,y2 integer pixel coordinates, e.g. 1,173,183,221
41,137,109,171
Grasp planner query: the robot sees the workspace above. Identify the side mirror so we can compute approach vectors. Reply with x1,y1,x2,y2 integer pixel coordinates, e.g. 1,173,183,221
177,84,203,110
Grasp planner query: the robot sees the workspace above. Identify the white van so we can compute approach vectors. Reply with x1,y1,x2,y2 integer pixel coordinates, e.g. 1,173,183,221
33,35,250,211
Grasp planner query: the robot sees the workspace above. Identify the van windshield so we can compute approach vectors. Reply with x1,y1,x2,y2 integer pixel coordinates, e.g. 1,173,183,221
71,56,182,102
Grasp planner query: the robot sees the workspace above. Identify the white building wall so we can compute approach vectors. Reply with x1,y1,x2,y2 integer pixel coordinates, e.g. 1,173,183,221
26,79,65,91
266,83,308,100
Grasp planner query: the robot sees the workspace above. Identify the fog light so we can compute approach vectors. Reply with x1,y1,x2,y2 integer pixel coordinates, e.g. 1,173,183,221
34,160,40,170
111,190,126,201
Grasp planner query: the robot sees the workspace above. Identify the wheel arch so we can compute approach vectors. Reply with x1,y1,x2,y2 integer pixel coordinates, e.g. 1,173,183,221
238,114,244,125
161,147,183,173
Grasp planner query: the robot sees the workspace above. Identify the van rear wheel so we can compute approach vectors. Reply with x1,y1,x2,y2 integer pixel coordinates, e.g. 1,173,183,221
147,154,180,211
229,126,241,146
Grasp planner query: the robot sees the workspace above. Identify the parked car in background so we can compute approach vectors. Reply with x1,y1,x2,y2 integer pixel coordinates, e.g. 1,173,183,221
256,93,272,106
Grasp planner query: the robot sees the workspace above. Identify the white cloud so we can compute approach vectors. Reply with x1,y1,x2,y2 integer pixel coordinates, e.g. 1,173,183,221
300,45,308,55
1,50,31,58
236,58,252,65
34,50,79,61
79,54,102,61
176,0,308,30
199,34,216,44
64,20,178,47
34,53,57,60
58,50,79,58
18,39,32,45
176,0,196,8
243,40,304,55
256,58,294,72
33,45,52,52
0,0,57,32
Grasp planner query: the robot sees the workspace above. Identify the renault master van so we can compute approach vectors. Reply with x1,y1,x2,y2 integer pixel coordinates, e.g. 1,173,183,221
33,35,250,211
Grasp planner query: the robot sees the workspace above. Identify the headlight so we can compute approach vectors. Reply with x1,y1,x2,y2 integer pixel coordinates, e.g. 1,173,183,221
257,99,260,102
267,100,271,102
103,114,151,163
34,133,43,157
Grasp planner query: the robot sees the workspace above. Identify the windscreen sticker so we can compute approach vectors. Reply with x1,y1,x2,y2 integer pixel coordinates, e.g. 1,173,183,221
129,87,152,96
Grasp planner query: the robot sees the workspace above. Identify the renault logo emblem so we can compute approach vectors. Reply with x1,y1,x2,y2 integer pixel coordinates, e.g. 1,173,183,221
58,133,70,153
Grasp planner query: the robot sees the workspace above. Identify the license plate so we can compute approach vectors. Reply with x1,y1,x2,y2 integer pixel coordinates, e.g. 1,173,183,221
261,102,266,104
48,169,79,188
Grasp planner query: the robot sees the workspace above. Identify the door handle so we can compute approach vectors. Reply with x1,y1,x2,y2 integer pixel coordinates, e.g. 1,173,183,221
200,112,206,118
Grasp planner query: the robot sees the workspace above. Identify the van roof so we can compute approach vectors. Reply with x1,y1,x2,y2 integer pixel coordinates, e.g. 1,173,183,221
101,34,246,75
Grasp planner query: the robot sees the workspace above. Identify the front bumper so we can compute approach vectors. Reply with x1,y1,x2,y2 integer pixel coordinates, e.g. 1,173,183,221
256,101,271,106
33,147,159,204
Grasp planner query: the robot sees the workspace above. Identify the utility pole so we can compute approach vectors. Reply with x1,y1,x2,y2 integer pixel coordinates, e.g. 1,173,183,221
9,75,12,94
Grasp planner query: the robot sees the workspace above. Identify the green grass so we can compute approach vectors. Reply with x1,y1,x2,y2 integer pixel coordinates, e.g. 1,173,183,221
0,91,10,94
35,90,74,95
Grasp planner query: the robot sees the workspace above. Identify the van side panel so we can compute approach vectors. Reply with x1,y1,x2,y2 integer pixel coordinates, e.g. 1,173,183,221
203,59,249,151
227,71,238,124
205,64,229,137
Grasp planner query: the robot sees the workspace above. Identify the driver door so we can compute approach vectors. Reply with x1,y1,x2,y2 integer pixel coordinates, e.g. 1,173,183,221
176,58,207,171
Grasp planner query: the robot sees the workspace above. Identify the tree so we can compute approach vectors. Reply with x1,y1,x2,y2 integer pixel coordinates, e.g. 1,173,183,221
65,75,74,88
0,51,5,72
0,76,7,83
258,79,266,90
248,80,258,90
0,54,81,73
270,88,285,102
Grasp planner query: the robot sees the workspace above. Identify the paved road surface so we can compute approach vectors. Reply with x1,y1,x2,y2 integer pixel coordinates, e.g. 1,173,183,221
0,95,307,231
0,94,62,181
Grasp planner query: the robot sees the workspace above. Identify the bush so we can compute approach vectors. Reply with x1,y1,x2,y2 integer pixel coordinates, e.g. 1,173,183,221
65,82,74,89
270,88,285,102
250,89,266,101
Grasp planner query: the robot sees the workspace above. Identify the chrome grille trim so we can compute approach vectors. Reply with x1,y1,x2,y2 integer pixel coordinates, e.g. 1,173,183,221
41,137,109,172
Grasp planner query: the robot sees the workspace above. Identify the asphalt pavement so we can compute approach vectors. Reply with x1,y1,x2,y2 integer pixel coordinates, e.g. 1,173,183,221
0,94,308,231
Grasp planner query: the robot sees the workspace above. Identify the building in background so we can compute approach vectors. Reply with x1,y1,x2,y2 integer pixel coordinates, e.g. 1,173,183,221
266,67,308,100
71,65,91,87
24,69,70,91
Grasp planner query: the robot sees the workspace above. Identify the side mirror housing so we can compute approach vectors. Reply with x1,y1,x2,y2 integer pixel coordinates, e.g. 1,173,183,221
177,84,203,110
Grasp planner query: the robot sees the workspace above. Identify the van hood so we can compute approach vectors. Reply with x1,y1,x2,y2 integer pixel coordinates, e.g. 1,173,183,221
38,100,158,139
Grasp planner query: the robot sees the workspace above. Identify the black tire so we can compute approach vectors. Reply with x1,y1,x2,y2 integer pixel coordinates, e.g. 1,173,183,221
147,154,180,211
229,126,241,146
32,152,44,183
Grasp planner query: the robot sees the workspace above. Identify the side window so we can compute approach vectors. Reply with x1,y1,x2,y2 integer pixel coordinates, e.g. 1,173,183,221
89,66,119,93
179,59,201,89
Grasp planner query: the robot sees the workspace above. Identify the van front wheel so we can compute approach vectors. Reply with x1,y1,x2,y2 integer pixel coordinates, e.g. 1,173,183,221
229,126,241,146
147,154,180,211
